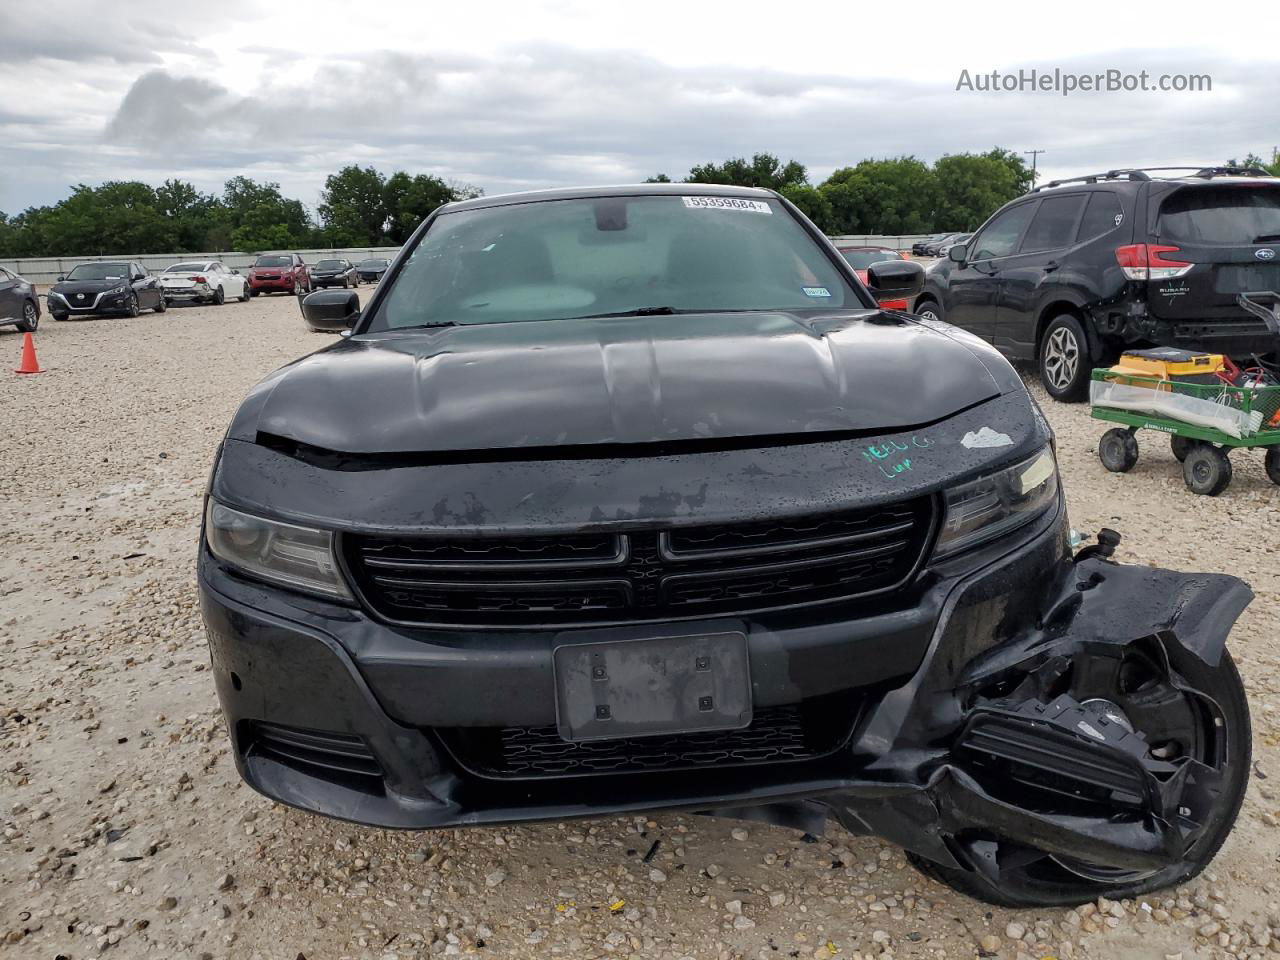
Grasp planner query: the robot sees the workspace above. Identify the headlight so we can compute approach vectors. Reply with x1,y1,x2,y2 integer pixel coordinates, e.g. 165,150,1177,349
934,446,1059,559
110,284,127,294
205,501,352,600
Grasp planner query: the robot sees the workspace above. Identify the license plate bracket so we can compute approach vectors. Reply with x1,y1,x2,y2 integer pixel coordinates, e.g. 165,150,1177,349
553,628,751,742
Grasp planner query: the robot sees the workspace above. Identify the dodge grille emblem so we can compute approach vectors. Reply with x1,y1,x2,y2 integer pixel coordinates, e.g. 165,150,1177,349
1256,248,1276,261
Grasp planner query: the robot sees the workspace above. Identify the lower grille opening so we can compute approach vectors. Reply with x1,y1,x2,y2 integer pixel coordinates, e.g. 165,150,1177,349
245,721,384,789
438,693,864,780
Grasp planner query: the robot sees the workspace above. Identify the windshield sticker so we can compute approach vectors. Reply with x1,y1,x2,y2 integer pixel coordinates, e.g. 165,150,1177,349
802,286,832,298
682,196,772,214
961,427,1014,449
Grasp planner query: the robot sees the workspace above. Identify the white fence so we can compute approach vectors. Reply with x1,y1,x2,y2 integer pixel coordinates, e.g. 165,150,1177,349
2,235,937,286
0,247,403,286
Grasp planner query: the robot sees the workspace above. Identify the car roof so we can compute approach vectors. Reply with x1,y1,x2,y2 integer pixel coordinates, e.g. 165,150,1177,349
439,182,777,214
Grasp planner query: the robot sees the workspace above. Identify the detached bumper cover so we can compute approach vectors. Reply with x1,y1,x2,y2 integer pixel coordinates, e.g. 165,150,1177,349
200,489,1250,869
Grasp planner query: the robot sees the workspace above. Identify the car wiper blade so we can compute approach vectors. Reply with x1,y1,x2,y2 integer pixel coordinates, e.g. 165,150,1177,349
568,306,684,319
1253,234,1280,242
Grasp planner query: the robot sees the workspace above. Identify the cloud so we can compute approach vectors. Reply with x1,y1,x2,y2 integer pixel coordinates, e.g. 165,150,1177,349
4,40,1276,212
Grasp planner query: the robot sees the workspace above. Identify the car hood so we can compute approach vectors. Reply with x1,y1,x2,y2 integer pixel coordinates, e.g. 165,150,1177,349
52,279,126,296
243,310,1008,455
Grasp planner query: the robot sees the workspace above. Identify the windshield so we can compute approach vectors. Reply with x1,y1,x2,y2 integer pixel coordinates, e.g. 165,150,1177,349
1158,186,1280,244
366,195,857,331
66,263,129,281
166,262,208,273
254,255,292,268
358,259,389,268
316,259,345,270
840,249,902,269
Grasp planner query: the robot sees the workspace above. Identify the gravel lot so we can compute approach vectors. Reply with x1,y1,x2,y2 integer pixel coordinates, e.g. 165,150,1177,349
2,293,1278,960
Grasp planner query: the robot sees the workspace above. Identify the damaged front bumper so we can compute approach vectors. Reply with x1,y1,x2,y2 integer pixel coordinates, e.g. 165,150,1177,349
199,493,1251,890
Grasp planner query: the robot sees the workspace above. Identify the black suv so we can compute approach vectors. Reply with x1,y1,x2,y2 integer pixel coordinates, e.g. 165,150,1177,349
915,166,1280,401
200,184,1251,907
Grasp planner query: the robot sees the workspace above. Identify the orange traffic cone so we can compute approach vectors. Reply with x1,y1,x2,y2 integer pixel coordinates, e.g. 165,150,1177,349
14,332,42,374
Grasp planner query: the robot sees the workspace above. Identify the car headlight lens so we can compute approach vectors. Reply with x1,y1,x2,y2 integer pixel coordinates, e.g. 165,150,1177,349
934,446,1059,559
110,284,127,294
205,501,352,600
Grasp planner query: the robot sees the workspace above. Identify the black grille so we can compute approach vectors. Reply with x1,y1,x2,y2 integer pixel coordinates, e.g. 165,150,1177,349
440,698,860,779
247,722,382,781
344,497,933,627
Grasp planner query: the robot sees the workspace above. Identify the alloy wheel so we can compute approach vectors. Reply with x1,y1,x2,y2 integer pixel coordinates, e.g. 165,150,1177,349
21,301,38,331
1043,327,1080,390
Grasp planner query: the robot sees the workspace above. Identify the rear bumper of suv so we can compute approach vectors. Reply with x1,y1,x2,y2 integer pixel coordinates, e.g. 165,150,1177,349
196,495,1250,872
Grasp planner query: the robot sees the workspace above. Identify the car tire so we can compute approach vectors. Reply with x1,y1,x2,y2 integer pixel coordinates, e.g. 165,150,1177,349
238,285,250,302
154,295,166,314
342,278,349,288
914,299,942,323
1039,314,1091,402
908,647,1250,907
52,311,68,322
213,286,225,306
126,292,140,318
1170,435,1194,462
1182,443,1232,496
249,287,258,298
16,299,38,332
1098,427,1138,472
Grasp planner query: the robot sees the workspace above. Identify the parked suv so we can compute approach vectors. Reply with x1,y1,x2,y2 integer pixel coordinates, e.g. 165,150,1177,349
200,184,1251,908
915,166,1280,400
248,253,311,296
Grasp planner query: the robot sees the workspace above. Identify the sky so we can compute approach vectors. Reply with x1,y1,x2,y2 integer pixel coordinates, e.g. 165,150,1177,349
3,0,1278,215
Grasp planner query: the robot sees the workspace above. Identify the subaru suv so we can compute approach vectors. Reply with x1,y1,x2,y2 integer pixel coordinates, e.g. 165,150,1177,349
200,184,1251,907
915,166,1280,401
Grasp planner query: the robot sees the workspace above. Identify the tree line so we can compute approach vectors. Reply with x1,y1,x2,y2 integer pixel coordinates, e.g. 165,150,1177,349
648,148,1036,235
4,148,1278,259
0,167,481,259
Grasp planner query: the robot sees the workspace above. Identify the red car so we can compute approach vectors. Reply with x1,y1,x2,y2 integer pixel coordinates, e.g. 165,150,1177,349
248,253,311,296
837,247,911,309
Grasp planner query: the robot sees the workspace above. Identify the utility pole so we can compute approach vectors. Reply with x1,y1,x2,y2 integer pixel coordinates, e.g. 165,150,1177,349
1024,149,1045,192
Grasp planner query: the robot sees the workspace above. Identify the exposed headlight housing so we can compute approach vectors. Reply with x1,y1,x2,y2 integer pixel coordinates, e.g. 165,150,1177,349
205,501,352,600
934,446,1059,559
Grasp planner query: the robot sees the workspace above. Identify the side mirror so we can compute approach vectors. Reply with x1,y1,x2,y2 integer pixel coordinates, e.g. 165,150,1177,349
866,259,925,301
232,269,241,275
300,288,360,332
947,244,967,263
133,273,146,281
57,275,66,282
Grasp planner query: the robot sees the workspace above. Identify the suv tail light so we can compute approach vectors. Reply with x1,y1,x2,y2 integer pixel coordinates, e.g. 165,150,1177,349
1115,244,1193,281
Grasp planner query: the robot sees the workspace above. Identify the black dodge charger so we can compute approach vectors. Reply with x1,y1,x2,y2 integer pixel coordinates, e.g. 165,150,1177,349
199,184,1251,907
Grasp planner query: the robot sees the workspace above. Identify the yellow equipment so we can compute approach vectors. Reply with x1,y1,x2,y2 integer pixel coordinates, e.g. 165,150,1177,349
1107,347,1226,383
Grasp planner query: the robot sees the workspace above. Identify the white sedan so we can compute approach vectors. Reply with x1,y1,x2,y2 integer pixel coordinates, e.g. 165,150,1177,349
159,261,249,306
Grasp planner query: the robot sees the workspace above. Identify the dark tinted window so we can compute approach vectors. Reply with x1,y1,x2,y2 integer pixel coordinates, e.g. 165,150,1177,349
839,249,903,269
66,263,130,281
1077,192,1124,241
1020,195,1086,253
255,255,292,267
1158,186,1280,244
970,203,1036,260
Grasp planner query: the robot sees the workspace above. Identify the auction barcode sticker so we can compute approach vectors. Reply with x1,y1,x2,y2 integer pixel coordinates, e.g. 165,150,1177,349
682,196,772,214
